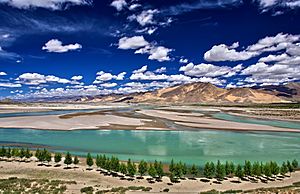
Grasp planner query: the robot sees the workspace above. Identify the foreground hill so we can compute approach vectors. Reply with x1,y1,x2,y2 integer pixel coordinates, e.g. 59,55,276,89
87,82,298,104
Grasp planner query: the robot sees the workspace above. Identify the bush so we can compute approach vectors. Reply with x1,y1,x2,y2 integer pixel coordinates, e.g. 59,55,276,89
80,186,94,193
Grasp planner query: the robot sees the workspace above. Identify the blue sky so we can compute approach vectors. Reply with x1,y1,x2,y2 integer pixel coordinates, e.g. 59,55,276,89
0,0,300,99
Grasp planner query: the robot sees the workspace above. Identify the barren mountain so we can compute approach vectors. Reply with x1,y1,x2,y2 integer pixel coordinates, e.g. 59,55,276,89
86,82,294,104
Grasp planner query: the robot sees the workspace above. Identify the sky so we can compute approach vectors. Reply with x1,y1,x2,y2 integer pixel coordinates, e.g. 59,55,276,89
0,0,300,99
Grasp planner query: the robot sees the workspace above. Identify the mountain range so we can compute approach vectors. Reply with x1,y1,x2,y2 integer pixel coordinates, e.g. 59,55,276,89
81,82,300,104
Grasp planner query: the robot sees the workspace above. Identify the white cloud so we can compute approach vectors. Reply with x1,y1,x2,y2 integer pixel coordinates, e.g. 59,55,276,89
71,75,83,81
42,39,82,53
204,33,300,62
179,58,188,63
118,36,149,50
258,53,290,62
247,33,300,52
135,45,173,62
154,67,167,73
179,62,234,77
17,73,71,85
94,71,126,83
110,0,127,11
0,72,7,76
100,82,117,88
204,43,258,62
1,0,91,10
128,3,140,10
0,82,21,88
241,62,300,84
118,36,173,62
130,9,159,26
133,65,147,74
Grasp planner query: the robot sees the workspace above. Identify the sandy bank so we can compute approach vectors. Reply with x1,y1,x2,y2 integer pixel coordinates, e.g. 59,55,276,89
0,114,151,130
138,109,300,133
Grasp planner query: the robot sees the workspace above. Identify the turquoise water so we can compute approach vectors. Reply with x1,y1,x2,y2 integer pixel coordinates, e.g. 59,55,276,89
0,128,299,165
213,113,300,129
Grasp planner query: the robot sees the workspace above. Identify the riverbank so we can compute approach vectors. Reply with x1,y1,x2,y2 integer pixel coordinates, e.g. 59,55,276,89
1,159,300,193
0,105,299,132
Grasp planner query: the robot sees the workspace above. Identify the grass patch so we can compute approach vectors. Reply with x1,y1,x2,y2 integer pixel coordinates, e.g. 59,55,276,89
0,177,76,194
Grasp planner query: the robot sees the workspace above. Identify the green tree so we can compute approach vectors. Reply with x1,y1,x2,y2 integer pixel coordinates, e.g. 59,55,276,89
280,162,288,175
215,160,225,180
25,148,32,160
263,162,272,177
173,163,183,178
138,160,148,176
11,148,19,159
148,164,157,178
252,162,261,177
287,160,294,175
19,148,26,159
86,153,94,168
0,147,6,158
244,160,252,176
73,156,79,167
44,151,52,164
64,152,73,168
292,159,298,169
6,148,11,158
155,161,164,178
169,159,175,173
182,163,188,177
120,163,127,175
54,153,62,164
127,159,137,177
235,164,244,181
189,164,198,178
96,155,101,169
270,161,279,175
203,162,214,179
110,156,120,172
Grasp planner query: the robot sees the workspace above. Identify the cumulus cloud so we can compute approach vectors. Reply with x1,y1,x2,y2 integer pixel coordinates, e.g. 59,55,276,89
94,71,126,83
179,62,241,77
42,39,82,53
241,62,300,84
1,0,91,10
118,36,173,62
179,58,188,63
154,67,167,73
16,73,71,85
0,82,21,88
135,45,173,62
258,53,290,62
204,43,258,62
118,36,149,50
129,65,225,86
71,75,83,81
204,33,300,62
100,82,117,88
110,0,127,11
129,9,159,26
0,72,7,76
247,33,300,52
256,0,300,9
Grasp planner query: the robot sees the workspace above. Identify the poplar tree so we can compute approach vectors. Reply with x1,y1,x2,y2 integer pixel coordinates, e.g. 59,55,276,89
86,153,94,168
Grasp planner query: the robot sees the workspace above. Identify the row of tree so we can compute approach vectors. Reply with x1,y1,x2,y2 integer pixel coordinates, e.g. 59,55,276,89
0,147,32,159
86,153,164,178
0,147,299,180
202,160,299,180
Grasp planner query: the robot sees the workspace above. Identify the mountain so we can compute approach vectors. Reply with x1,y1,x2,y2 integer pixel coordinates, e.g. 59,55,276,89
253,82,300,101
86,82,294,104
